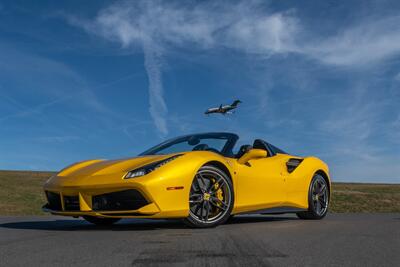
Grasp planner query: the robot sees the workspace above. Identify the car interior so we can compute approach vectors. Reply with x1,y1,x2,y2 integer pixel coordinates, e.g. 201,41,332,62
186,137,285,159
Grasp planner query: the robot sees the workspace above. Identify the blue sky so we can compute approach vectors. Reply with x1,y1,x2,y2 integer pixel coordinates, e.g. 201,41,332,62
0,0,399,183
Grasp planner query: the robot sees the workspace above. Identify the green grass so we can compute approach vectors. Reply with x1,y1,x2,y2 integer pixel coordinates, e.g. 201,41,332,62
331,183,400,213
0,170,399,215
0,170,55,215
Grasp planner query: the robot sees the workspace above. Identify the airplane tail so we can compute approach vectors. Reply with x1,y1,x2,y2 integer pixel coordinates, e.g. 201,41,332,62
231,100,242,107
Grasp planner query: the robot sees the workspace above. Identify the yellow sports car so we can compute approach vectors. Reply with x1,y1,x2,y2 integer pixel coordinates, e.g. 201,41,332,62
43,132,330,228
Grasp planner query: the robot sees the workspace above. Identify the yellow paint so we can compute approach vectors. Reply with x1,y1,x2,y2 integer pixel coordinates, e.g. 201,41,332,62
43,149,330,219
237,149,267,164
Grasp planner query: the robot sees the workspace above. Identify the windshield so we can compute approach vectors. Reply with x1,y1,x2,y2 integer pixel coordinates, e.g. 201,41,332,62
140,133,239,157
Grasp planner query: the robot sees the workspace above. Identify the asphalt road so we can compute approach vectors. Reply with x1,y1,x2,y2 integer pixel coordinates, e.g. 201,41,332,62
0,214,399,267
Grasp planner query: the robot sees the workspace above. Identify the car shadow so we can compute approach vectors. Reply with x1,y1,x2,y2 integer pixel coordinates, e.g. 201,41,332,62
0,215,299,232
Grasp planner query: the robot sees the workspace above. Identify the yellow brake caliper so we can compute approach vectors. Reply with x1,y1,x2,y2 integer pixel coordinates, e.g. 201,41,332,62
213,180,224,205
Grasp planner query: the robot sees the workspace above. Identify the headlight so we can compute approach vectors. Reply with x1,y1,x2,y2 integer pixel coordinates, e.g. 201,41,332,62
124,154,182,179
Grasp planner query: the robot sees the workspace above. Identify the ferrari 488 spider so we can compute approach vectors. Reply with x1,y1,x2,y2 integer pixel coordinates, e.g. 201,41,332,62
43,132,330,228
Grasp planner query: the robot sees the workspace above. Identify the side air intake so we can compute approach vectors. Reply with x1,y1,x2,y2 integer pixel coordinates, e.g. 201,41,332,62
286,158,303,173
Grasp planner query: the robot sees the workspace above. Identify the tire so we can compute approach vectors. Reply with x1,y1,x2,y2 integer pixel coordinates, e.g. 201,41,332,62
83,216,120,226
297,174,329,220
184,165,234,228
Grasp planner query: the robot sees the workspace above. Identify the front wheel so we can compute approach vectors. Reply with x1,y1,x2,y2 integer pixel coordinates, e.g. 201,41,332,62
184,165,234,228
83,216,120,226
297,174,329,220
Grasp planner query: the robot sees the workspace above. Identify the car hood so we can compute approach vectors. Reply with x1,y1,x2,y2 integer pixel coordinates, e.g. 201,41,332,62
57,154,179,178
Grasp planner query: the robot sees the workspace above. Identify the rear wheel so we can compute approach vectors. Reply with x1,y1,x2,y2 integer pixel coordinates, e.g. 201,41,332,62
297,174,329,220
184,165,234,228
83,216,120,226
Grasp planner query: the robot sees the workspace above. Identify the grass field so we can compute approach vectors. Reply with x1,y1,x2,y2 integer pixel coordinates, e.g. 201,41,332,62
0,170,55,215
0,170,399,215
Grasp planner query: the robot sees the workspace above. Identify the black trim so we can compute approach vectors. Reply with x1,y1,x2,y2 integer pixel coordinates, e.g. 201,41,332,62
267,143,288,155
45,191,62,211
99,212,145,216
286,158,303,173
238,206,306,215
92,189,148,211
64,195,80,211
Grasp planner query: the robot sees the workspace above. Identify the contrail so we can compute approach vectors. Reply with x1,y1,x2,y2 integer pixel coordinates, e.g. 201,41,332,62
67,0,301,136
142,38,168,135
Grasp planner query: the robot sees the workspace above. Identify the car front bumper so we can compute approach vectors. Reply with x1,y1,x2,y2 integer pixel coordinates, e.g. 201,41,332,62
42,172,191,219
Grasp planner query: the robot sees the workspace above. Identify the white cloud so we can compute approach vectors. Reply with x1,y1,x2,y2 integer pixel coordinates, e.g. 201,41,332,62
66,0,400,147
91,0,299,53
305,16,400,66
67,0,299,135
224,12,299,54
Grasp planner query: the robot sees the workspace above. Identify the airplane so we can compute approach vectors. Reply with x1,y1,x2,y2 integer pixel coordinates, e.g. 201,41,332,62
205,100,242,115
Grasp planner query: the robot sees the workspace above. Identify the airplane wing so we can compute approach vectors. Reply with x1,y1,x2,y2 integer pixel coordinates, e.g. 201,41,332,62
205,108,219,114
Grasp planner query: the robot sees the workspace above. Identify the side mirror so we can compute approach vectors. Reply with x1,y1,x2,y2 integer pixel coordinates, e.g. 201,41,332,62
238,149,267,165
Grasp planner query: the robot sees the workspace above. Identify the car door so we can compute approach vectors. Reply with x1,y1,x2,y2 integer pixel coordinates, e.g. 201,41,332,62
234,154,286,213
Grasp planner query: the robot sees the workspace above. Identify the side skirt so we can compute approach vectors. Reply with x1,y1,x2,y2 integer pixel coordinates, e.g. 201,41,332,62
238,206,306,215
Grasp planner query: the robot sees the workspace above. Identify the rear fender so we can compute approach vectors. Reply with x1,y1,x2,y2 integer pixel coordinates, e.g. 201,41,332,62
285,156,330,208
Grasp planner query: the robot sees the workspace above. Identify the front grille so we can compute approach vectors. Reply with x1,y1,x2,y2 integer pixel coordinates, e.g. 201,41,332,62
64,195,80,211
46,191,62,211
92,189,148,211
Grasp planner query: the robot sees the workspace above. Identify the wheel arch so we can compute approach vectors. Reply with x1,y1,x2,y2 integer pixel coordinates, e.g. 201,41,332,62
202,160,235,195
184,159,235,227
203,160,232,181
315,169,331,197
300,156,330,186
